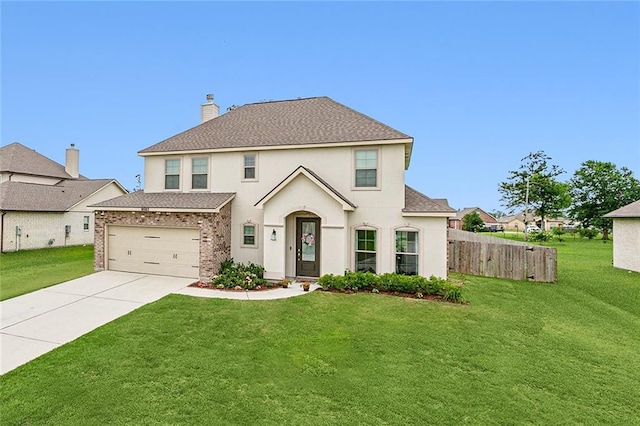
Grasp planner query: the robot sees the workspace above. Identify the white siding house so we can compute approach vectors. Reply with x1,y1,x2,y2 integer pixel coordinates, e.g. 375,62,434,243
604,200,640,273
0,143,127,251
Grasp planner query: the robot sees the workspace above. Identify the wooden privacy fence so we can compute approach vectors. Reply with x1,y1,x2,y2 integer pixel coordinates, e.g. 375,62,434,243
448,229,557,283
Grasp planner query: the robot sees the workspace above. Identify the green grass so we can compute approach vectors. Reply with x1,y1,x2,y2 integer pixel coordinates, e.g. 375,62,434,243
0,245,94,300
1,240,639,424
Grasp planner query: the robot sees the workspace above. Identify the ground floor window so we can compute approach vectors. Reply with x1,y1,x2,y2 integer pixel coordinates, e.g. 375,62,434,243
355,229,376,273
83,215,90,231
243,223,256,246
396,230,418,275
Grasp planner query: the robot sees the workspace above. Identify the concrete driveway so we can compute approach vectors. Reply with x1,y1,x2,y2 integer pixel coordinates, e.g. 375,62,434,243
0,271,193,375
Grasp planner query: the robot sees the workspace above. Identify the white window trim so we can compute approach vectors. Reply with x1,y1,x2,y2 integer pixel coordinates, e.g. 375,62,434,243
164,158,181,191
242,153,259,182
393,226,421,276
352,147,381,191
352,224,379,273
190,156,210,191
241,222,259,249
83,215,90,232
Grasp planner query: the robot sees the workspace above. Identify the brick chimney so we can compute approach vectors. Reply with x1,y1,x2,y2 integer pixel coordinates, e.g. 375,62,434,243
201,94,219,123
65,143,79,178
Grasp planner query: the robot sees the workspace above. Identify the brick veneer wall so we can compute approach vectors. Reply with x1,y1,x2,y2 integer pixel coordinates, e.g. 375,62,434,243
94,202,232,280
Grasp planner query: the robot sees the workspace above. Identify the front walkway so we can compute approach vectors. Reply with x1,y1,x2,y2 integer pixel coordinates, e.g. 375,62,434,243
1,271,319,375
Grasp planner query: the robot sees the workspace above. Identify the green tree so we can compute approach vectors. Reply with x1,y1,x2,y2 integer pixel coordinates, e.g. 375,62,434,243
462,211,485,233
498,151,571,230
569,160,640,240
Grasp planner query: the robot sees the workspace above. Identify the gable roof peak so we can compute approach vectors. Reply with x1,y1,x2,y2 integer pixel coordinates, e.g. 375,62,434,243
0,142,79,180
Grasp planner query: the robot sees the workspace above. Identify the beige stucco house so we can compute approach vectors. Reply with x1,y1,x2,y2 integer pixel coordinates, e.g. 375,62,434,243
92,96,455,281
604,200,640,273
0,143,127,252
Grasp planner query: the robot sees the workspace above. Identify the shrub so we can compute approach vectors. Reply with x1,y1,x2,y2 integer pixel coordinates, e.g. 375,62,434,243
462,212,485,233
212,259,268,289
578,227,599,240
343,271,379,291
528,231,553,242
318,274,346,291
439,282,464,302
319,272,464,303
551,227,565,241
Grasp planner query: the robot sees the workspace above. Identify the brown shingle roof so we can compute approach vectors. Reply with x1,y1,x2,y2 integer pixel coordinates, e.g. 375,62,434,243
90,191,235,211
0,180,117,212
403,186,456,214
0,142,81,180
604,200,640,218
139,97,412,154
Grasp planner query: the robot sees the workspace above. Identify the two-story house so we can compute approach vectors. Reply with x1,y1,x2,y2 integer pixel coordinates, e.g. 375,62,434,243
92,96,455,281
0,142,127,252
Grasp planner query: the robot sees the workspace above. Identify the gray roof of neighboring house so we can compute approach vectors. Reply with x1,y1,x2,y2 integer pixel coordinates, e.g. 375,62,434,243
451,207,495,221
497,211,536,223
139,97,412,154
0,180,117,212
91,191,236,210
403,186,456,214
0,142,83,180
604,200,640,218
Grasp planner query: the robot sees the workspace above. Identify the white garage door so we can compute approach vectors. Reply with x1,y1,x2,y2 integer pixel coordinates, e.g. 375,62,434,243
107,226,200,278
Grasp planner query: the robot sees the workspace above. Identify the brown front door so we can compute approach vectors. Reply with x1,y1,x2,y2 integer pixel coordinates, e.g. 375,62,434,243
296,217,320,277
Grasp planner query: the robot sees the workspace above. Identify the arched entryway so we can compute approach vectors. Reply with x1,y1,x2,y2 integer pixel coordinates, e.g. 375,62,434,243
286,211,321,278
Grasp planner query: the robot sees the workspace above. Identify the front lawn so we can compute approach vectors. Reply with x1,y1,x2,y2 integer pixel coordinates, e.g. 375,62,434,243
0,245,94,300
1,239,639,424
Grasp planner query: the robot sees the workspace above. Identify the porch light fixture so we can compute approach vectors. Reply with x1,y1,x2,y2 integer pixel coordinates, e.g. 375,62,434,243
271,229,277,241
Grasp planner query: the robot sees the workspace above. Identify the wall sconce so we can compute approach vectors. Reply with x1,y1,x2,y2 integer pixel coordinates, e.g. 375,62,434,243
271,229,277,241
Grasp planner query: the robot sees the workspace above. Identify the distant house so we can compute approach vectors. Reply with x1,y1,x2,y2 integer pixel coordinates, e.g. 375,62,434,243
497,211,534,231
0,143,127,252
449,207,497,230
497,211,568,231
604,200,640,273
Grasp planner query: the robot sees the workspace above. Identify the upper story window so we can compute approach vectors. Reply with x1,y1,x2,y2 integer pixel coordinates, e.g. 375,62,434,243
165,159,180,190
354,149,378,188
355,229,377,273
243,154,257,180
191,157,208,189
396,230,418,275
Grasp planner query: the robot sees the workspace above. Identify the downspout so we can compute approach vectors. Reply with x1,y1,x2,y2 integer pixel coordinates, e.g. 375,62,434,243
1,173,14,253
0,211,5,253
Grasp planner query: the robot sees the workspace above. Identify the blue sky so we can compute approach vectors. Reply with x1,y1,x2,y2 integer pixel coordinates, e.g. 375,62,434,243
2,1,638,213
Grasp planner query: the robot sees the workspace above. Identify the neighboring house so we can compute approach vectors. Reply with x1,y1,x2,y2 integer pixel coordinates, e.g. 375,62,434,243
497,211,566,231
91,95,455,281
449,207,497,230
497,212,527,231
604,200,640,273
0,143,127,252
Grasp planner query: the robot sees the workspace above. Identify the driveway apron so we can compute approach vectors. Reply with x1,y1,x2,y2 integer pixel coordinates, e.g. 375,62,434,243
0,271,193,375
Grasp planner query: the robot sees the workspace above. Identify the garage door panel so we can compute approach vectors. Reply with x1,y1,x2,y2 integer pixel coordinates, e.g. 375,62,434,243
107,226,200,279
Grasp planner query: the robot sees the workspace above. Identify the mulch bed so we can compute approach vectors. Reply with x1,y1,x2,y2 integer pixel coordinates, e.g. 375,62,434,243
319,288,459,303
188,282,462,303
188,281,286,292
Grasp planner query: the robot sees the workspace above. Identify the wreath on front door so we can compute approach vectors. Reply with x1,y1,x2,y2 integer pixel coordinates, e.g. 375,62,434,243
301,232,315,247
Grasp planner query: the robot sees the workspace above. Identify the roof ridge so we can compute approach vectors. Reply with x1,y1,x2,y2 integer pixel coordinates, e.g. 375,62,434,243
242,96,326,106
